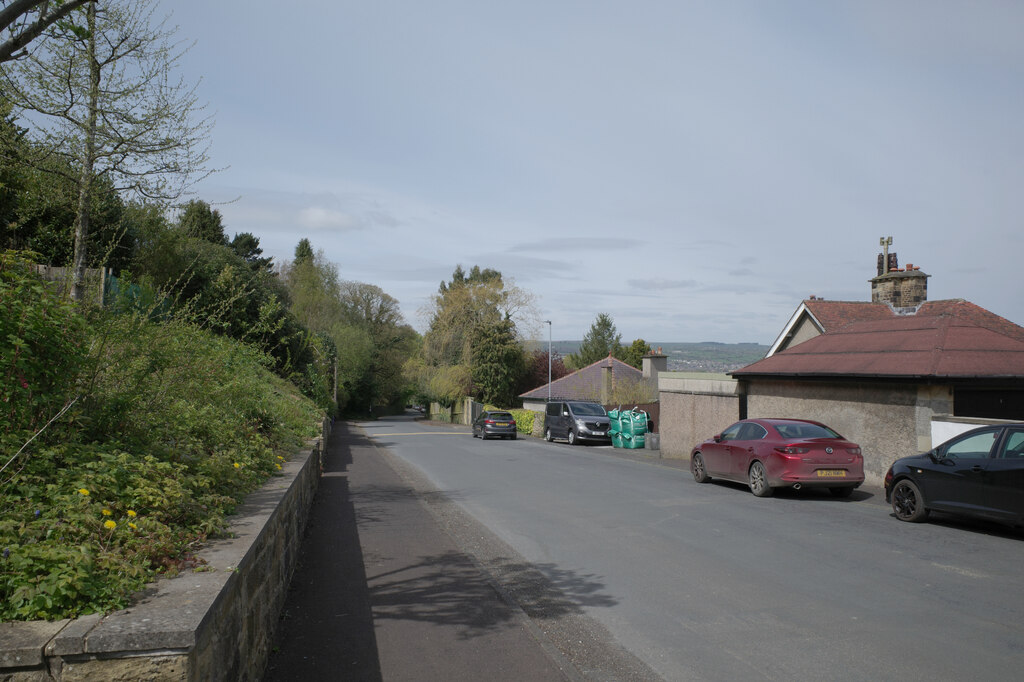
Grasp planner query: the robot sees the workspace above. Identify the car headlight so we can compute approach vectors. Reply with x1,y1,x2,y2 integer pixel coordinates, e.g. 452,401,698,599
575,419,586,428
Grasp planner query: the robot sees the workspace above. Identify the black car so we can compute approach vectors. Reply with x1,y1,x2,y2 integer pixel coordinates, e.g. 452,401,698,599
884,423,1024,524
472,411,518,440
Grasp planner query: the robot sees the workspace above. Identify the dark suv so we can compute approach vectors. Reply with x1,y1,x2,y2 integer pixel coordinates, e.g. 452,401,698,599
544,401,610,445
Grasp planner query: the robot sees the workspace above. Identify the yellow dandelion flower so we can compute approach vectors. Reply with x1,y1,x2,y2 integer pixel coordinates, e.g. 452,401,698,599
128,522,138,530
104,520,117,530
101,509,112,516
233,462,241,469
127,510,137,517
78,488,90,496
276,456,284,461
275,463,282,470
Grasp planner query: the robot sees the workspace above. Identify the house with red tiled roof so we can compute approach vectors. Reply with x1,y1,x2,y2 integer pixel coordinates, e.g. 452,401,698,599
658,239,1024,485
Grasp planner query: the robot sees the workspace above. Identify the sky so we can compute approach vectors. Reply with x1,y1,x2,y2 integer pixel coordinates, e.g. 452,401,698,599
167,0,1024,345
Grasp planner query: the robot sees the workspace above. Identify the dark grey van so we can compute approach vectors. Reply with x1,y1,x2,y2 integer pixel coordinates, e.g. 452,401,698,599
544,401,611,445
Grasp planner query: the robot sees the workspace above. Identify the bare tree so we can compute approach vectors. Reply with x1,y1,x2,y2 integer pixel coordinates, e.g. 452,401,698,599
0,0,93,62
2,0,213,299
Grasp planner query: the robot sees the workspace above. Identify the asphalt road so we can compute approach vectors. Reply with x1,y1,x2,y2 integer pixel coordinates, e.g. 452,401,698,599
362,414,1024,682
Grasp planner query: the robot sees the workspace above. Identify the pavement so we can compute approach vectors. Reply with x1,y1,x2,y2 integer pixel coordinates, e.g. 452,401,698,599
261,419,591,682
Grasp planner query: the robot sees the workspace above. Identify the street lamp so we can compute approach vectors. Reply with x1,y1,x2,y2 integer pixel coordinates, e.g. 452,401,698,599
544,320,552,402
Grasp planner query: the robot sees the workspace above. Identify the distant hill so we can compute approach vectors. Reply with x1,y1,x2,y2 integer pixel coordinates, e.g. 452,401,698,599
542,341,769,373
653,342,769,373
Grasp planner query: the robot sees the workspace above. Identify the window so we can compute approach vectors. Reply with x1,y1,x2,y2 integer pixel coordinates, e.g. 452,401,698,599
738,423,768,440
775,422,840,439
569,402,606,416
998,430,1024,459
942,429,999,460
720,423,743,441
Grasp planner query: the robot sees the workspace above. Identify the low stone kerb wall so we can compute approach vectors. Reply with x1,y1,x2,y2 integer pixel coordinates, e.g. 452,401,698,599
0,418,330,682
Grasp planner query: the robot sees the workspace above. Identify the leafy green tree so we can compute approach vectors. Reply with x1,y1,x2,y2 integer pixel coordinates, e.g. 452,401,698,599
229,232,273,272
282,244,343,333
3,0,213,299
620,338,652,369
422,264,535,367
471,319,525,406
414,264,537,407
178,199,226,245
1,106,130,270
338,281,418,414
279,241,418,415
0,101,24,237
568,313,622,368
293,238,314,266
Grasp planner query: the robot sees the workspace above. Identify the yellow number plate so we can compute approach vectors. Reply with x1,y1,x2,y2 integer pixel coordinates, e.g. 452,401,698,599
816,470,847,478
495,422,508,427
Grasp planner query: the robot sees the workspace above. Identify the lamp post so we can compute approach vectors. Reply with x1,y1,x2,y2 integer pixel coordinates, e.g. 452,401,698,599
544,320,552,402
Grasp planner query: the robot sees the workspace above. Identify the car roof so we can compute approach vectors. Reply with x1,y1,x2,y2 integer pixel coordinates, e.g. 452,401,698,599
753,418,824,427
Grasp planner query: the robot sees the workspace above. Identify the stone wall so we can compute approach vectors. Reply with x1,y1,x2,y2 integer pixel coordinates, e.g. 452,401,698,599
0,419,331,682
658,373,742,459
745,380,952,485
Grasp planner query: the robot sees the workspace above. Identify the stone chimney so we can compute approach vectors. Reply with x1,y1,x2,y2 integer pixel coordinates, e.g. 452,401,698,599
870,237,929,310
642,348,668,381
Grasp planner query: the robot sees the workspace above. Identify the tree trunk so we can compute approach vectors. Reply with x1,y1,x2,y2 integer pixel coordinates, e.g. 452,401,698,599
70,2,99,302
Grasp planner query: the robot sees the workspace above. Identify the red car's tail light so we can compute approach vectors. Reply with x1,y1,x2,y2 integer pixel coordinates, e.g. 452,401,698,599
846,447,861,455
775,446,809,455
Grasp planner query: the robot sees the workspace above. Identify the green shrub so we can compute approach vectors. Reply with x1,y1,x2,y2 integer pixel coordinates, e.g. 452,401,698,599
0,277,322,621
509,408,537,435
1,251,85,440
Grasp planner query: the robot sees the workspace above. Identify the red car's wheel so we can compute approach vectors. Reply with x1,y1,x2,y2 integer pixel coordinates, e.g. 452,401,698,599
692,452,710,483
748,461,773,497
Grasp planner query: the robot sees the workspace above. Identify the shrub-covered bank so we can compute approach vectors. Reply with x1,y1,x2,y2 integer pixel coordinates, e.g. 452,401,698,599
1,254,322,621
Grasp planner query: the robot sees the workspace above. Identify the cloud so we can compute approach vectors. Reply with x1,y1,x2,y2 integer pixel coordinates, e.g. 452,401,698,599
508,237,646,254
626,278,699,291
298,207,358,231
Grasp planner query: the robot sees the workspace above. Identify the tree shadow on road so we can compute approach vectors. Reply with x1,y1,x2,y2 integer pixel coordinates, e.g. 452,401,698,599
367,550,617,640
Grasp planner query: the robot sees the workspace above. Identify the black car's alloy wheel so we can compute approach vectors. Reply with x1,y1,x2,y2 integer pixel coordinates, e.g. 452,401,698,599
748,461,773,497
892,479,928,522
544,428,553,442
692,453,710,483
568,429,577,445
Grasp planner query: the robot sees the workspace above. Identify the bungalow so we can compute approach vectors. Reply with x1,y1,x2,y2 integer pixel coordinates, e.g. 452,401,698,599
659,240,1024,485
519,355,644,412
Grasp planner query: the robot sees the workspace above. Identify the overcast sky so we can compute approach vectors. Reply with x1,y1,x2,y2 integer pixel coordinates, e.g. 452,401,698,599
169,0,1024,344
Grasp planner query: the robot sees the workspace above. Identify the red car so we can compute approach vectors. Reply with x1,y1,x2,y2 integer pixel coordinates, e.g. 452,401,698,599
690,418,864,497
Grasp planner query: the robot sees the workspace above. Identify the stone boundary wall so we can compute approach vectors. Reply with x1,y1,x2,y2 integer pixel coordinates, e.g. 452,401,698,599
657,372,742,459
0,418,331,682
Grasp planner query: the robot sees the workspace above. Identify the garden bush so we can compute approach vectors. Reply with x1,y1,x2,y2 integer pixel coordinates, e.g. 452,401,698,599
1,258,322,621
509,408,537,435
